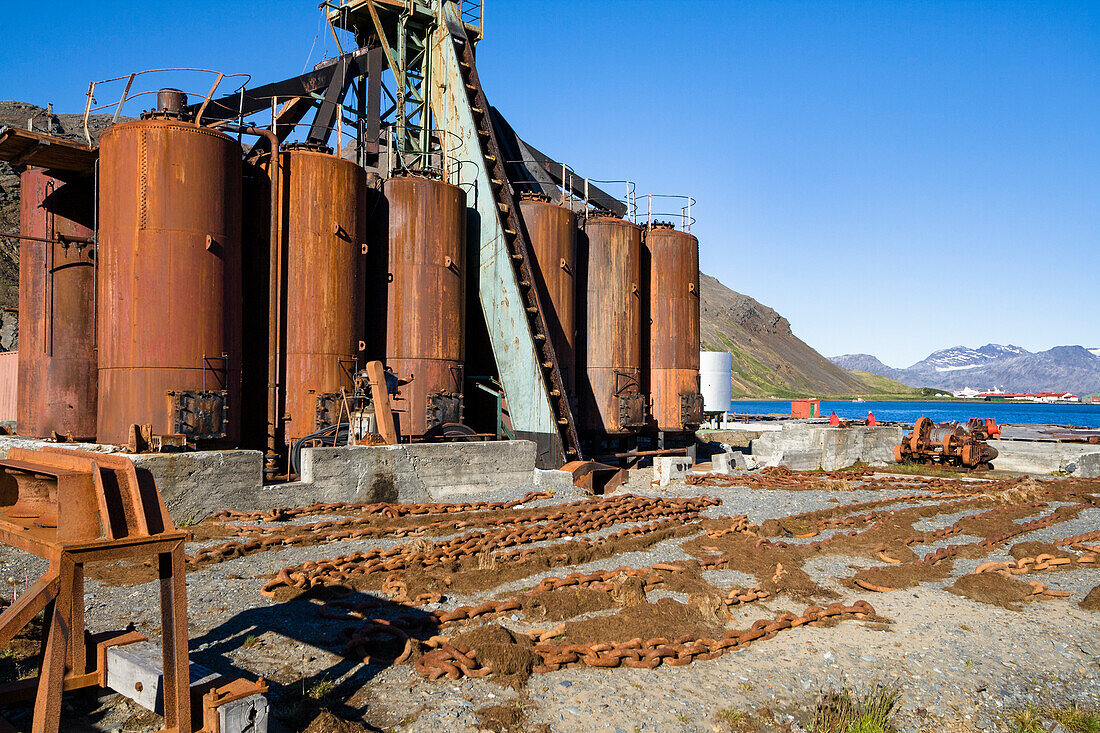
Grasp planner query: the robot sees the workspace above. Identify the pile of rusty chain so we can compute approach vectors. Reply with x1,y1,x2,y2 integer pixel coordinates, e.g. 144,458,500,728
1055,529,1100,547
428,561,770,625
191,492,649,569
852,504,1090,592
260,494,719,596
972,552,1098,575
704,515,757,538
478,517,692,564
410,601,875,679
210,491,552,523
748,494,988,551
685,467,1002,493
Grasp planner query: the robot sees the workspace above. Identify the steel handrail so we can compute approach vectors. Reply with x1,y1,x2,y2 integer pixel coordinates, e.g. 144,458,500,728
636,193,697,233
582,179,637,222
82,68,250,145
384,124,467,185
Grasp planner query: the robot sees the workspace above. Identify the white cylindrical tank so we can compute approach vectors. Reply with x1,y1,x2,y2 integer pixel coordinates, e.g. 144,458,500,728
700,351,732,412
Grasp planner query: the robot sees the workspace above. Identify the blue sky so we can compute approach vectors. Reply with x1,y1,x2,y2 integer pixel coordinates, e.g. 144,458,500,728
2,1,1097,367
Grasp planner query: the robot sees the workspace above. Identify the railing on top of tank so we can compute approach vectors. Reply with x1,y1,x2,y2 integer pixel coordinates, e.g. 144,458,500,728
384,124,469,186
504,159,578,207
582,179,637,222
221,94,360,160
82,68,251,146
636,194,696,233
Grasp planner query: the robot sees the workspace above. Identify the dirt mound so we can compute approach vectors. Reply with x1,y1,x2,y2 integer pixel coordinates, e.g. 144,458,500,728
451,624,537,687
1081,585,1100,612
946,573,1033,611
558,596,724,646
303,710,371,733
520,587,616,621
1008,542,1075,560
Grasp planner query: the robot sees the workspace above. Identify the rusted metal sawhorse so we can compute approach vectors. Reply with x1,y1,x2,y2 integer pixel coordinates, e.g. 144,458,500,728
0,446,191,733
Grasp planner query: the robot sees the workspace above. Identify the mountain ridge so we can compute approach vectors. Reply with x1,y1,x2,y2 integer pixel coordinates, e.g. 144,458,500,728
831,344,1100,395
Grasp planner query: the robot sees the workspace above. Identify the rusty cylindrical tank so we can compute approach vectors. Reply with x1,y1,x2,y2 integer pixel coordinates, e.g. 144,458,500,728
282,144,366,444
16,169,97,440
97,116,242,446
645,223,702,431
379,176,466,437
577,214,646,434
518,193,577,396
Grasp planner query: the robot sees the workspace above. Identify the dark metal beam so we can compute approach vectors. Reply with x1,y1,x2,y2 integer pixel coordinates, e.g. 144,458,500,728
487,107,627,218
186,49,371,126
307,56,352,145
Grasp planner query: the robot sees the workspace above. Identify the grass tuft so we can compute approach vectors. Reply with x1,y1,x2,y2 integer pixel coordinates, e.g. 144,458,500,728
810,685,901,733
1012,704,1100,733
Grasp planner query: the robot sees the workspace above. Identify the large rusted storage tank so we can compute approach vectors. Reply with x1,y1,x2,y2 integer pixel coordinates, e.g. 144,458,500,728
378,175,466,437
97,115,242,446
518,193,577,395
16,169,97,440
577,214,646,434
282,144,367,443
644,223,702,432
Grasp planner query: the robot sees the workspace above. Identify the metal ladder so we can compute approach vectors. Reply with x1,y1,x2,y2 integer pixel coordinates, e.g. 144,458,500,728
453,38,582,461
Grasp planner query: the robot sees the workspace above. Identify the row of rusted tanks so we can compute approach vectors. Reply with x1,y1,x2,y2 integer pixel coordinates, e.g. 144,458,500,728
520,196,702,440
16,94,701,462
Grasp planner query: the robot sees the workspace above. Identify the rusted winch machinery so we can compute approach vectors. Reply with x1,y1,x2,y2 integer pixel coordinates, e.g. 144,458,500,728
895,417,1000,470
0,0,705,472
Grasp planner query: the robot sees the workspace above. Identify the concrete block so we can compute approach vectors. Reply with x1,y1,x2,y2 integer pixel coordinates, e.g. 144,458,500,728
106,641,220,714
750,424,903,471
989,440,1100,476
1075,453,1100,478
300,440,538,502
711,451,748,474
129,450,264,522
861,426,904,465
653,456,693,486
533,468,574,491
218,693,269,733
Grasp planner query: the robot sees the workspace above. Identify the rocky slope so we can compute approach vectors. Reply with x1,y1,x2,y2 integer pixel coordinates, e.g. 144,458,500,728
833,344,1100,395
699,273,873,397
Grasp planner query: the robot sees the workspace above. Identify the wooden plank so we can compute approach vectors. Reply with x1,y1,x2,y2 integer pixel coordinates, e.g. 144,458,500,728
0,128,97,173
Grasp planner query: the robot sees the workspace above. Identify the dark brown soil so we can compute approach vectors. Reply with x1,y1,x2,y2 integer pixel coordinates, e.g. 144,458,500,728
450,624,538,688
303,710,371,733
1080,585,1100,612
1008,541,1076,560
557,596,724,645
946,573,1034,611
520,587,616,622
475,703,532,732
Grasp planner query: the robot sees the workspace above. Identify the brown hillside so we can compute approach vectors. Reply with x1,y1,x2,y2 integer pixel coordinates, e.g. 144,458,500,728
699,272,868,397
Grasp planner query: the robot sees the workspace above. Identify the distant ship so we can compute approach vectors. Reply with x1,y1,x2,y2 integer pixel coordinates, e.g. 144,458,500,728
853,397,865,403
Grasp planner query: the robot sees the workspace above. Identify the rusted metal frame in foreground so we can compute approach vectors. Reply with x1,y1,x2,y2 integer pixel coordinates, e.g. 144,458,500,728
0,448,191,733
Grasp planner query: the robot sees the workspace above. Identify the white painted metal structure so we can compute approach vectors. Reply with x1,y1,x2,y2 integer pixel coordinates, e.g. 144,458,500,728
700,350,732,413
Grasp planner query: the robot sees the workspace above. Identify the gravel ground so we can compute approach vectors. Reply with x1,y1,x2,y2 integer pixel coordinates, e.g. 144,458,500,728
0,472,1097,733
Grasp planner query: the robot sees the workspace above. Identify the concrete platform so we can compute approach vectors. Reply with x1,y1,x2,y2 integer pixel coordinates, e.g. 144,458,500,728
0,436,569,521
749,423,903,471
988,439,1100,477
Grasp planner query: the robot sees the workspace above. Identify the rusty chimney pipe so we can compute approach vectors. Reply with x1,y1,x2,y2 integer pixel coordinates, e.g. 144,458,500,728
156,89,188,117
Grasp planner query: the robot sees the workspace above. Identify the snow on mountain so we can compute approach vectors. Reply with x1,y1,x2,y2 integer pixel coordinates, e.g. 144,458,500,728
830,344,1100,394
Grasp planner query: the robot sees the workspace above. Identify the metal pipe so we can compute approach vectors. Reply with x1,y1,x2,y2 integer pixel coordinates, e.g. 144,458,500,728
0,232,94,245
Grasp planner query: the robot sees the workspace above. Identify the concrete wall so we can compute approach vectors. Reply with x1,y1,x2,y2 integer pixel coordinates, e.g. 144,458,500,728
297,440,541,503
989,440,1100,478
0,435,553,520
750,423,903,471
